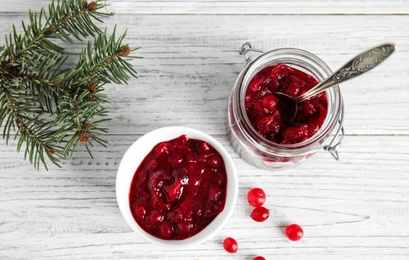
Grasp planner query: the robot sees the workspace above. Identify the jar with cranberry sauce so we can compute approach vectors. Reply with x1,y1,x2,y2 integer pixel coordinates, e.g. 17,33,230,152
227,43,344,170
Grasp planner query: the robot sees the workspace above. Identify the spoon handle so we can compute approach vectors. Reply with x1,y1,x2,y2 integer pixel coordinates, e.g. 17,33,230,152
296,43,396,103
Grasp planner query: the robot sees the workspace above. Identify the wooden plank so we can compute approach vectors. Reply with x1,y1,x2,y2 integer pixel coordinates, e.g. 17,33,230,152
1,1,408,260
0,14,408,136
0,0,408,15
0,135,408,259
108,1,409,15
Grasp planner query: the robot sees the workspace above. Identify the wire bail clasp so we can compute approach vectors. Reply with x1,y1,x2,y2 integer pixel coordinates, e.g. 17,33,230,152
323,102,345,161
324,126,344,160
239,42,263,64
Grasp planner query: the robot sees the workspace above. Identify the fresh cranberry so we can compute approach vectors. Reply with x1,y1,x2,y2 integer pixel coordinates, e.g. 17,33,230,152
285,224,304,241
223,237,238,253
245,64,328,144
247,188,266,207
250,207,270,222
129,135,227,240
253,257,266,260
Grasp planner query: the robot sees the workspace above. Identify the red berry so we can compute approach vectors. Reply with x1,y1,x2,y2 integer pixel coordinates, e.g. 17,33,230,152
247,188,266,207
283,75,305,98
163,180,184,203
208,154,222,169
281,124,309,144
254,257,266,260
170,153,184,166
148,210,164,226
261,94,279,111
285,224,304,241
249,74,264,92
154,142,170,157
209,187,223,202
177,222,195,235
256,115,280,135
223,237,238,253
250,206,270,222
158,221,174,240
135,206,146,219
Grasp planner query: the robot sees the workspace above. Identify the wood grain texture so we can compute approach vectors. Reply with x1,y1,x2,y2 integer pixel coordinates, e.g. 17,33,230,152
1,0,408,14
1,0,409,259
1,135,409,259
2,13,407,135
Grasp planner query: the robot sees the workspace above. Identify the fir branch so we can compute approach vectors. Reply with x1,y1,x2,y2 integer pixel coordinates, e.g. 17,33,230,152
53,83,109,158
1,0,111,67
1,84,63,169
65,27,138,88
0,0,139,169
52,26,138,159
1,51,69,115
5,52,69,91
44,0,111,42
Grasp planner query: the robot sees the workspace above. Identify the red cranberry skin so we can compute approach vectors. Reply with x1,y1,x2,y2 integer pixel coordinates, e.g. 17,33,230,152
261,94,279,111
223,237,238,253
245,64,328,144
253,257,266,260
285,224,304,241
250,207,270,222
129,135,227,240
247,188,266,207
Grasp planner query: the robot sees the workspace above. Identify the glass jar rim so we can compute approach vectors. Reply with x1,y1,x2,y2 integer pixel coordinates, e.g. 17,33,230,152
236,47,343,154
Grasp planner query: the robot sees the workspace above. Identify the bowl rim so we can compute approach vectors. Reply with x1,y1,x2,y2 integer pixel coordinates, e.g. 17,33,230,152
115,126,238,248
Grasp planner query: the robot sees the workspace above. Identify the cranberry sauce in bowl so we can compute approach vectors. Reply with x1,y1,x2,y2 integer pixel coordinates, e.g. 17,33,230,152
116,127,238,248
129,135,227,240
227,48,343,170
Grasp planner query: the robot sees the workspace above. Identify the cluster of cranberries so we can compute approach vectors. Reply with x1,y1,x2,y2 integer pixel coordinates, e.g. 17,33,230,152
248,187,269,222
223,187,304,257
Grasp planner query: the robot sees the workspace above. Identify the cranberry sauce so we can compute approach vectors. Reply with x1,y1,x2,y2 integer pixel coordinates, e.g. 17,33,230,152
129,135,227,240
245,64,328,144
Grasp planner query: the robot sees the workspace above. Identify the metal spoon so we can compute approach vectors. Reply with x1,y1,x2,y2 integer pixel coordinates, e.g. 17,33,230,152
275,43,396,124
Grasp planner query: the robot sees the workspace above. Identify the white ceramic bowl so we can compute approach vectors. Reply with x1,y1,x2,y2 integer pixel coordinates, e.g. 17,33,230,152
116,126,238,248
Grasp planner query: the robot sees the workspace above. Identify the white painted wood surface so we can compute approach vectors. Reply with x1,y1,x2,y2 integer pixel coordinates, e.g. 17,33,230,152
1,1,409,259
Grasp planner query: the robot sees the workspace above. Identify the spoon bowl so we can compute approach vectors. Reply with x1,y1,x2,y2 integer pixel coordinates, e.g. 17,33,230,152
276,43,396,124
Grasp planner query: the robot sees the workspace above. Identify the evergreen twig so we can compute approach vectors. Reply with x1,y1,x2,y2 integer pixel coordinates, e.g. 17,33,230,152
0,0,139,169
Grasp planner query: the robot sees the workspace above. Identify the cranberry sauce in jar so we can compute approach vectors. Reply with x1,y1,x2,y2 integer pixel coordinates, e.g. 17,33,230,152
227,47,343,170
129,135,227,240
245,64,328,144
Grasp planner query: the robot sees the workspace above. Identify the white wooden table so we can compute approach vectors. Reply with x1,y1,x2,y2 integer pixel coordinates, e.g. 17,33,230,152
1,1,409,259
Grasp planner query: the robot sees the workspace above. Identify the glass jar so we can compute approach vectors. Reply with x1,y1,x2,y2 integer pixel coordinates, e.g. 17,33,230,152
227,43,345,170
